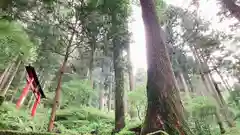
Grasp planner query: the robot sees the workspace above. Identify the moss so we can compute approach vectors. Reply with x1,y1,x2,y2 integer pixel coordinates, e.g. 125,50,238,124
0,130,57,135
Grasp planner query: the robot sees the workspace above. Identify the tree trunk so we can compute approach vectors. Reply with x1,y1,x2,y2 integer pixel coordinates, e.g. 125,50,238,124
179,72,191,100
113,38,125,132
220,0,240,21
0,57,17,90
184,73,194,92
214,81,235,127
209,57,232,93
139,0,191,134
89,36,96,88
48,56,68,132
127,44,134,91
215,110,226,134
89,58,94,88
0,62,11,85
108,73,113,112
190,46,211,96
191,46,232,128
48,27,75,131
198,49,235,127
0,60,21,96
99,82,105,110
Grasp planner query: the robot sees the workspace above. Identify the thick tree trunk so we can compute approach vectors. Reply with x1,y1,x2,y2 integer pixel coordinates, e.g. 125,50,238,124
0,60,21,96
113,39,125,132
139,0,191,134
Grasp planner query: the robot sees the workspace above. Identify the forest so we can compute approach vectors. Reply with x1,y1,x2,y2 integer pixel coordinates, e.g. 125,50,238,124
1,0,240,135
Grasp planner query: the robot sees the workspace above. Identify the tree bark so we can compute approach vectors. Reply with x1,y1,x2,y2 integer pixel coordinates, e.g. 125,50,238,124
215,110,226,134
0,60,21,96
179,72,191,100
89,36,96,88
220,0,240,21
99,82,105,110
139,0,191,134
108,72,113,112
198,49,235,127
48,27,75,131
0,57,17,91
107,86,112,112
113,39,125,132
48,55,68,132
183,72,194,92
127,44,134,91
0,62,11,85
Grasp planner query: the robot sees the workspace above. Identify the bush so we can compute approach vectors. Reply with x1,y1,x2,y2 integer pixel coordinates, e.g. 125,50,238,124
55,107,114,134
0,102,50,132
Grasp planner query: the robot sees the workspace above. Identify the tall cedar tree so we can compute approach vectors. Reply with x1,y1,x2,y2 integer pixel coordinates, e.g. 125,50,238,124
139,0,192,134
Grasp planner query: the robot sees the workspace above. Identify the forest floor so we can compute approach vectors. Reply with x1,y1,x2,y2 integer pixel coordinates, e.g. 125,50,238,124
0,102,140,135
1,101,240,135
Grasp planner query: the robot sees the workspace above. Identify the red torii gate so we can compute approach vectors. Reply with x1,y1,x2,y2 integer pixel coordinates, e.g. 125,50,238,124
16,65,46,117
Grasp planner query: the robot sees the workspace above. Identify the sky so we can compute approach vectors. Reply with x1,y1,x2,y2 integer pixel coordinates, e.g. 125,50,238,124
129,5,146,73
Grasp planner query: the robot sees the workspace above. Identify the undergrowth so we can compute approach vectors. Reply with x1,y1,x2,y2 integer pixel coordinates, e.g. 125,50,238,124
0,102,139,135
2,96,240,135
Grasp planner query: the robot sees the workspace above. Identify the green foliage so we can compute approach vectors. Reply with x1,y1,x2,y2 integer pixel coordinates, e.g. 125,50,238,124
128,85,146,120
185,96,216,119
55,107,114,134
0,102,115,135
61,79,94,106
0,130,56,135
0,102,50,132
0,19,37,66
116,130,135,135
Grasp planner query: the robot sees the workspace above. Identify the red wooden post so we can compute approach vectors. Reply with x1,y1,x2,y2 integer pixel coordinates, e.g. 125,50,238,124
31,92,41,117
16,77,34,109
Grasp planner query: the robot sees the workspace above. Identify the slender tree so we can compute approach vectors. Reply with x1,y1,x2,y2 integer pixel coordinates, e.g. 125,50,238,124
0,60,21,96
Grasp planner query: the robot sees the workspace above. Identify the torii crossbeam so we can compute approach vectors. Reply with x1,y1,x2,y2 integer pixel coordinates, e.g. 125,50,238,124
16,65,46,117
